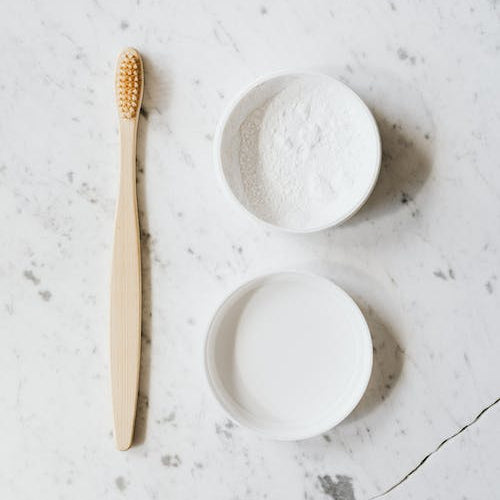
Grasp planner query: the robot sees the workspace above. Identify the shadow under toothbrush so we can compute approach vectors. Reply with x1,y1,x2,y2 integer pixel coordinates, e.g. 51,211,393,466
132,52,169,446
132,102,152,446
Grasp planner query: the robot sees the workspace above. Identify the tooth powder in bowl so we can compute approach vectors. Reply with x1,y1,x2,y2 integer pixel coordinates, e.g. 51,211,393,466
215,72,381,232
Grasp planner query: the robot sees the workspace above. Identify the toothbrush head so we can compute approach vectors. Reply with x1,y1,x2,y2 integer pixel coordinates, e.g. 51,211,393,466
116,48,143,120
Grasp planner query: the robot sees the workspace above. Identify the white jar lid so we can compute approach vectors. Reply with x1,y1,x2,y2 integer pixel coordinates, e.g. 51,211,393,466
205,272,373,440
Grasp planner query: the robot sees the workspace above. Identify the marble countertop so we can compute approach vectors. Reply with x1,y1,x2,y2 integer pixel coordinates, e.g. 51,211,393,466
1,1,499,499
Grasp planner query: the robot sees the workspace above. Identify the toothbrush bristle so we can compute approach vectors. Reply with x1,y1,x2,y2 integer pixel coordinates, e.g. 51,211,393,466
116,49,142,120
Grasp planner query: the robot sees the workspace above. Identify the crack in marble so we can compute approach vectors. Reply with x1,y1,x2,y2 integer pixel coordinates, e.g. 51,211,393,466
371,396,500,499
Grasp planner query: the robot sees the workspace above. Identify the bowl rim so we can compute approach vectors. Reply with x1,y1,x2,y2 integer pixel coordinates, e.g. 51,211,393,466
213,70,382,233
203,270,374,441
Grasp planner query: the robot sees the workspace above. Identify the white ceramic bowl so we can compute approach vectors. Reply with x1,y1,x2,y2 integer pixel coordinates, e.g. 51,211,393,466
204,272,373,440
214,72,381,233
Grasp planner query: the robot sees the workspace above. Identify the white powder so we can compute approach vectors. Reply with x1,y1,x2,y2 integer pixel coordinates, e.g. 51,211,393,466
237,80,377,229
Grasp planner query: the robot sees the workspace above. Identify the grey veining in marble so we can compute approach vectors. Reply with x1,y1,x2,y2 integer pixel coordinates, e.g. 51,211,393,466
0,0,499,499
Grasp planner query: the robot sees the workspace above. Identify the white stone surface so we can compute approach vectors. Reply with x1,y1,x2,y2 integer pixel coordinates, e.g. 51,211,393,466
0,1,499,499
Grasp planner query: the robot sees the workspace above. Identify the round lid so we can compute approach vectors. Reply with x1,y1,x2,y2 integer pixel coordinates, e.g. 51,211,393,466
205,272,373,440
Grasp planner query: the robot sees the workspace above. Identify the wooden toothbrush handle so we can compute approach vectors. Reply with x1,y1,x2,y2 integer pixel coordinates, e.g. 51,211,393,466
110,119,141,451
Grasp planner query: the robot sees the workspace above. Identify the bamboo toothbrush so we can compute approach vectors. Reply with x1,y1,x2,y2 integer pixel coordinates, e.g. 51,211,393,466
110,48,144,451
